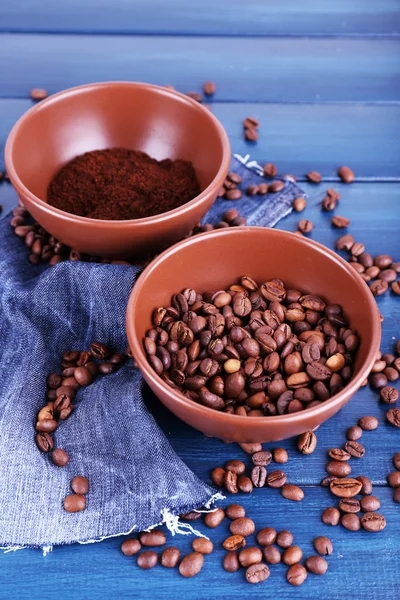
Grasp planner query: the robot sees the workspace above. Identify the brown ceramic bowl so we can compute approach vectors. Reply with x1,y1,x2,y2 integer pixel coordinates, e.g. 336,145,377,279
127,227,381,443
5,82,230,258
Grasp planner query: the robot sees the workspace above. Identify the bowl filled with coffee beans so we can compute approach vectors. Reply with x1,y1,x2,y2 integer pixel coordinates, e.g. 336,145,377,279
126,227,381,442
5,82,230,258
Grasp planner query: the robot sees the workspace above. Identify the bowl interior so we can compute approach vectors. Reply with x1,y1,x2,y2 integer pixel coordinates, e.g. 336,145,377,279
8,83,225,208
130,228,379,396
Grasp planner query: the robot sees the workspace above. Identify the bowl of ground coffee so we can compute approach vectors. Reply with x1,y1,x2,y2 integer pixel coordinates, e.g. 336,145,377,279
126,227,381,442
5,82,230,258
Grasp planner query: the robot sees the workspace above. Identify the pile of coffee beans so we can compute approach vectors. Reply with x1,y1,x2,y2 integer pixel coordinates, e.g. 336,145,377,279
120,503,331,586
389,453,400,503
144,277,359,415
366,340,400,428
216,168,291,203
209,446,304,502
336,235,400,296
35,341,127,512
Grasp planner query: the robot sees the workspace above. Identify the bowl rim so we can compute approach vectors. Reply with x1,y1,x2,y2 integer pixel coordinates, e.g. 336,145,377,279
126,227,381,425
4,81,231,227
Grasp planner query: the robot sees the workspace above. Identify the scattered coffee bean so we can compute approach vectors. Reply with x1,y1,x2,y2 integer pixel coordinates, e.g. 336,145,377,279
203,81,216,96
298,219,313,233
263,545,281,564
321,475,336,487
322,507,340,526
264,163,278,178
281,484,304,502
344,440,365,458
244,128,259,142
361,512,386,532
210,467,226,486
204,507,225,528
370,279,389,296
356,475,373,495
286,563,307,586
225,504,246,520
380,386,399,404
225,459,246,474
161,546,180,567
341,513,361,531
330,478,362,498
63,494,86,513
230,517,255,537
387,408,400,427
297,431,317,454
326,461,352,477
30,88,48,101
387,471,400,488
180,511,202,521
306,555,328,575
222,535,246,551
267,470,287,488
293,197,306,212
269,180,285,193
252,450,272,467
392,281,400,295
35,432,54,452
71,476,89,495
246,563,270,584
332,216,350,229
360,496,381,512
256,527,277,547
393,488,400,503
339,498,360,513
282,545,302,566
223,551,240,572
336,234,355,251
139,530,167,547
393,452,400,470
137,550,158,569
358,415,378,431
273,448,288,463
50,448,70,467
313,536,332,555
276,530,294,548
121,539,142,556
328,448,351,462
370,373,388,389
225,470,239,494
192,538,213,554
338,166,355,183
346,425,363,441
238,442,262,455
239,547,263,567
306,171,322,183
251,466,267,488
238,475,254,493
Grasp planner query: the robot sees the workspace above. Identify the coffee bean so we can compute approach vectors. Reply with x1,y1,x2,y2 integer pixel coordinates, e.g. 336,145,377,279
263,545,281,564
385,367,399,382
47,373,63,389
328,448,351,462
358,415,378,430
322,507,340,526
293,197,306,212
30,88,48,101
246,184,259,196
387,408,400,427
70,475,89,495
273,448,288,463
223,208,239,223
63,494,86,513
239,547,263,567
306,555,328,575
137,550,158,569
267,470,287,488
244,128,259,142
203,81,216,96
332,216,350,229
243,117,259,129
380,386,399,404
393,488,400,503
341,513,361,531
256,527,277,546
223,551,240,572
307,361,332,381
326,461,352,477
251,466,267,488
314,536,332,555
392,281,400,295
286,564,307,586
238,475,253,493
257,183,269,195
192,538,213,555
35,432,54,452
263,163,278,177
338,166,355,183
246,563,270,584
73,366,93,386
37,404,54,421
356,475,373,495
139,530,166,547
281,484,304,502
297,431,317,454
321,475,336,487
360,496,381,512
225,189,242,201
225,504,246,520
393,452,400,470
121,538,141,556
90,341,109,359
330,478,363,498
51,448,70,467
370,279,388,296
238,442,262,455
344,440,365,458
298,219,313,233
387,471,400,488
361,512,386,532
306,171,322,183
204,507,225,528
225,459,246,475
282,545,302,566
225,470,239,494
180,511,202,521
210,467,226,486
269,180,285,193
336,234,355,251
223,534,246,551
276,530,294,548
252,450,272,467
161,546,180,567
346,425,363,441
230,517,255,537
339,498,360,513
35,419,58,433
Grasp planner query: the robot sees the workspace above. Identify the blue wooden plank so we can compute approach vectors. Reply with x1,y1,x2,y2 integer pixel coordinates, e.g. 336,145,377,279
0,486,398,600
1,0,399,36
1,100,399,179
0,34,399,102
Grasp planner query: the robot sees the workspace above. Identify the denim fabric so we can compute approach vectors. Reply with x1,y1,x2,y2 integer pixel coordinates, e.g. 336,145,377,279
0,156,304,548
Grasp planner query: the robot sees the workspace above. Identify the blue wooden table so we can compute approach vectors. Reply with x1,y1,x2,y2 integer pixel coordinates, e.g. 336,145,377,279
0,2,399,598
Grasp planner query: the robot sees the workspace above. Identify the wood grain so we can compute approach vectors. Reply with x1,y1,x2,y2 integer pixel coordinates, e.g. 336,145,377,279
0,34,399,102
1,0,399,36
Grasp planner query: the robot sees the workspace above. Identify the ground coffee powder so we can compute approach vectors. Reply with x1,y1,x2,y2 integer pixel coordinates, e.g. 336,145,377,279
47,148,200,220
